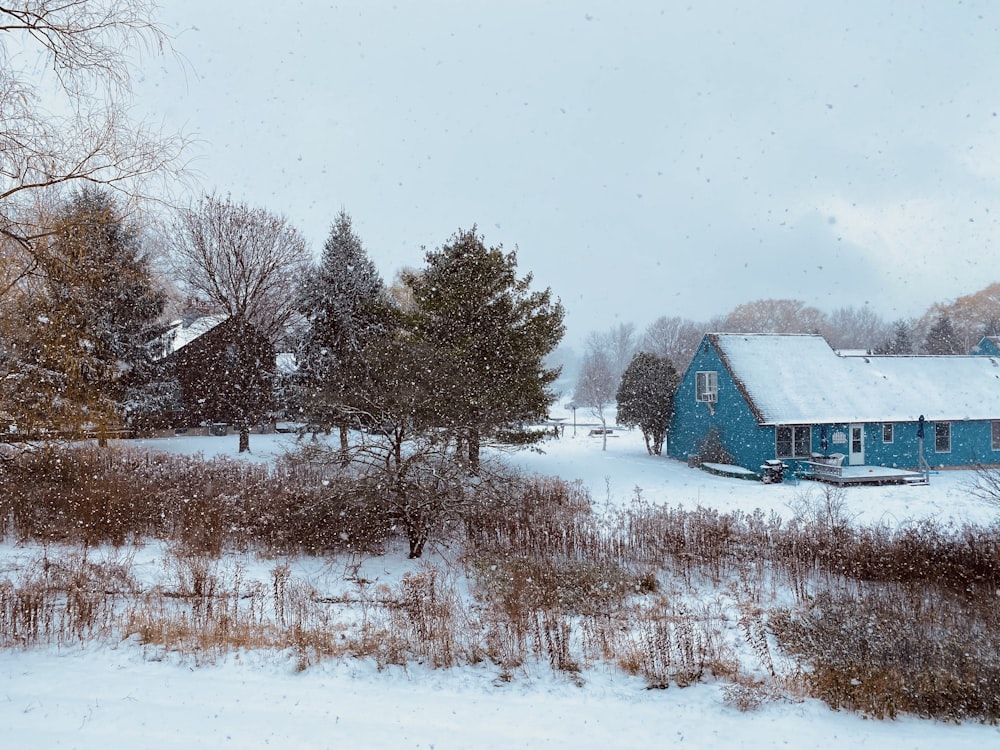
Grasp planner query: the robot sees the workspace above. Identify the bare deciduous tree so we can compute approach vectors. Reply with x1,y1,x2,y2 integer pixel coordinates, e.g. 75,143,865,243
573,347,617,451
169,194,312,339
719,299,826,334
640,315,704,372
821,305,889,351
1,1,188,259
585,322,637,382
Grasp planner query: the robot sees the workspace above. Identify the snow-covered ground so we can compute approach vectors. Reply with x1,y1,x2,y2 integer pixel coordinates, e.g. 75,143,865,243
2,428,999,749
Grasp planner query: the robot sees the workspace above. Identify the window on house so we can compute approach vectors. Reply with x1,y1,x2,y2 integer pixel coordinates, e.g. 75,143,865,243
695,371,718,402
934,422,951,453
776,425,811,458
992,421,1000,451
882,423,893,444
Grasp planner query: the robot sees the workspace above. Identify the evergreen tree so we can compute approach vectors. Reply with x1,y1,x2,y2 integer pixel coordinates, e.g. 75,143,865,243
296,209,389,454
615,352,679,456
924,314,963,355
408,227,565,471
16,188,165,438
875,319,914,355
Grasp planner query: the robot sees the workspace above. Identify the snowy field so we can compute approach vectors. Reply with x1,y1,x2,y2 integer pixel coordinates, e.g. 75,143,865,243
2,427,999,749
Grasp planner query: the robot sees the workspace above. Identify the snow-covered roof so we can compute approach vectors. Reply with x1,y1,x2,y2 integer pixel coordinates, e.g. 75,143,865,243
710,333,1000,424
155,315,228,358
276,352,298,375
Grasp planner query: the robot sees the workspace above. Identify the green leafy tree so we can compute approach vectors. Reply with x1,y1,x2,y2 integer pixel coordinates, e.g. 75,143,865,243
407,227,565,472
615,352,679,456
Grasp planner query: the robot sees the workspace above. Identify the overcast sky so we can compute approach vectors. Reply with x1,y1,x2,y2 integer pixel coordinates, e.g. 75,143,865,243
135,1,1000,346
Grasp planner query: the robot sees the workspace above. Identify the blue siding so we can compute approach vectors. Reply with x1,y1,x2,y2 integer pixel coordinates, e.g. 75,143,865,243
863,419,999,468
669,336,775,469
973,337,1000,356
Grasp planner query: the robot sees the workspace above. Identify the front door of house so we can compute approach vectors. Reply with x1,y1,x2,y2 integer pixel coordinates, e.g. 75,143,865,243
849,424,865,465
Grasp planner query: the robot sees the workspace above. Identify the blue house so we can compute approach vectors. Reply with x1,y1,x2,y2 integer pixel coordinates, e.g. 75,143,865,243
668,333,1000,473
973,336,1000,357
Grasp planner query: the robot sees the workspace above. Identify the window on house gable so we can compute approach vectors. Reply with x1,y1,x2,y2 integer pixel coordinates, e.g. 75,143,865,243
776,425,810,458
992,421,1000,451
695,371,718,402
934,422,951,453
882,423,893,444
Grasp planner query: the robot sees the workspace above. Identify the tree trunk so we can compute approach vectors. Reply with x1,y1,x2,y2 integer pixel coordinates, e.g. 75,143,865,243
339,423,349,465
467,430,480,475
652,430,664,456
407,528,426,559
239,427,250,453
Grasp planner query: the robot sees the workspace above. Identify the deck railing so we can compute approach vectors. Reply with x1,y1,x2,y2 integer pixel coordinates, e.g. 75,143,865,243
801,460,843,480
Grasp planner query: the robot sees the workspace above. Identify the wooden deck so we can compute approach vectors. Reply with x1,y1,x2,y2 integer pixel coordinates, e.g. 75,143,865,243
798,461,927,486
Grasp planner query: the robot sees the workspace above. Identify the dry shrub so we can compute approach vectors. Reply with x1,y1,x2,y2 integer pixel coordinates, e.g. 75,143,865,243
472,555,640,619
0,550,136,646
615,601,711,689
615,504,780,589
737,599,775,677
254,461,392,556
127,554,302,663
0,443,394,556
5,444,1000,724
532,610,581,679
0,444,166,545
0,577,55,646
771,588,1000,722
721,677,784,712
386,566,464,668
464,475,597,558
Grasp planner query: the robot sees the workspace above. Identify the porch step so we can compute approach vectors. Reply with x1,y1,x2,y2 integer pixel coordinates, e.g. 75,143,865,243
903,475,930,485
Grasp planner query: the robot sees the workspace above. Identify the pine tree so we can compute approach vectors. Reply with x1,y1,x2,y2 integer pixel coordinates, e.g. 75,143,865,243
875,319,914,355
408,227,565,471
15,188,165,439
296,209,389,454
615,352,679,456
924,314,963,355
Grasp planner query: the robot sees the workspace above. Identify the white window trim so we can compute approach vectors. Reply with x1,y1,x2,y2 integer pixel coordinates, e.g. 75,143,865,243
882,423,893,444
776,424,811,459
695,371,718,403
934,422,951,454
992,421,1000,451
